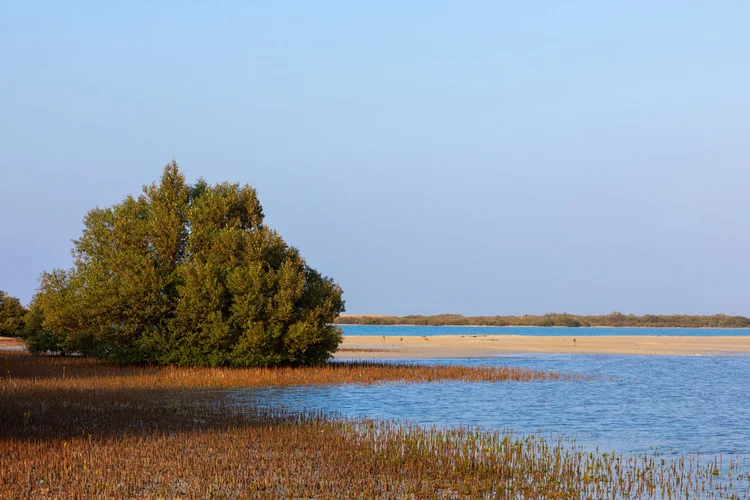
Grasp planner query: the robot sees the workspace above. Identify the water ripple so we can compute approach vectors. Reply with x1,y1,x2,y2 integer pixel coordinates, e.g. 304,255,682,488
232,355,750,468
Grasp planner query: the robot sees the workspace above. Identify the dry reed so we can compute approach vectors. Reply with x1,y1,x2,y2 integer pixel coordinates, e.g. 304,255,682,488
0,351,588,393
1,352,747,498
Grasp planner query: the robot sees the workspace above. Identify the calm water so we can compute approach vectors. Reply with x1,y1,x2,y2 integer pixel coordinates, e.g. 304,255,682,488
340,324,750,337
231,355,750,474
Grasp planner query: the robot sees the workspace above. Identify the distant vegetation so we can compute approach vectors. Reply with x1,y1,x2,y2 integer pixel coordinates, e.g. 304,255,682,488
23,161,344,366
0,291,26,337
336,312,750,328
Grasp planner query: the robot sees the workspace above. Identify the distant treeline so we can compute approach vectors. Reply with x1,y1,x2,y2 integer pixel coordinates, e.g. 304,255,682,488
335,313,750,328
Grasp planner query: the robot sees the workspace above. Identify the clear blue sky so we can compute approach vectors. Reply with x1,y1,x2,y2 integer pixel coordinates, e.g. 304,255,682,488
1,2,749,315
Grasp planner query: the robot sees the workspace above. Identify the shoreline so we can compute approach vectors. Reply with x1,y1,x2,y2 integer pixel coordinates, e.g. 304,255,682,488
7,335,750,358
335,335,750,358
0,337,24,350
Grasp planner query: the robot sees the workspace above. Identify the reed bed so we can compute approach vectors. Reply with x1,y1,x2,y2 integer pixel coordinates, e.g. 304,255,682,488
2,352,748,498
3,418,748,498
0,351,588,393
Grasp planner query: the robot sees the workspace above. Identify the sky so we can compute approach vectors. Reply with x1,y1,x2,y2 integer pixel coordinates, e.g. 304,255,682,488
1,1,749,316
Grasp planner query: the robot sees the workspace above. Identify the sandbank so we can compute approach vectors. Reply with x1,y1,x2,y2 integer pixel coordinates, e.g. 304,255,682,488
0,337,24,350
335,335,750,358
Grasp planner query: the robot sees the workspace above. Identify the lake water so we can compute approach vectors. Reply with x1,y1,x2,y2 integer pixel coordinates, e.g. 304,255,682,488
340,324,750,337
231,354,750,476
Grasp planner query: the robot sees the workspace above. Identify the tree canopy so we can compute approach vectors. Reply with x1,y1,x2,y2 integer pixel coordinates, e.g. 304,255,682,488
26,161,344,366
0,291,27,336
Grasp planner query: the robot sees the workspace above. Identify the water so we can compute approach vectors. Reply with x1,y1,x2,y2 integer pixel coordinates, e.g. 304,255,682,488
340,324,750,337
231,355,750,471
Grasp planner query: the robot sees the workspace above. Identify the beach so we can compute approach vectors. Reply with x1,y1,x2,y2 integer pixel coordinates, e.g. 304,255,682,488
335,334,750,358
0,337,24,350
7,334,750,357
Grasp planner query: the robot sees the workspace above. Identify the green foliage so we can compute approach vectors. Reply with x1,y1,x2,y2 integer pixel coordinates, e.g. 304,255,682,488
22,300,71,355
0,291,27,336
27,160,344,366
336,312,750,328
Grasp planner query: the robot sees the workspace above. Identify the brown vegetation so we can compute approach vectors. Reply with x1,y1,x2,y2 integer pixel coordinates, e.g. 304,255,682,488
1,352,747,498
336,312,750,328
0,351,585,390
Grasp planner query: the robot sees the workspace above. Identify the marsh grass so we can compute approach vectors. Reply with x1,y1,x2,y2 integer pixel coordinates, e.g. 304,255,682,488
1,352,748,498
0,351,588,390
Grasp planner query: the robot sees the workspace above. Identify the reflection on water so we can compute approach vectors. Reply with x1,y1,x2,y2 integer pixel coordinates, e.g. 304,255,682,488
229,355,750,471
340,324,750,337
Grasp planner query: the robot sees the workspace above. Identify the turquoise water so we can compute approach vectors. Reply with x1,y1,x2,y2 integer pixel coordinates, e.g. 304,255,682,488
232,355,750,479
340,324,750,336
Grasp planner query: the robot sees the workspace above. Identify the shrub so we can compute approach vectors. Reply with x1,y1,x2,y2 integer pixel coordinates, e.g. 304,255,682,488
28,160,344,366
0,291,26,337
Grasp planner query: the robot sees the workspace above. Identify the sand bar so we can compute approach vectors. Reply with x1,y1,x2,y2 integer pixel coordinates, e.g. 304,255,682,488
0,337,24,350
4,335,749,357
335,335,750,358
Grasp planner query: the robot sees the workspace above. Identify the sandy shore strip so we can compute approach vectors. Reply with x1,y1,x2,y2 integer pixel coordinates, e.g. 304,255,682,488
0,337,25,350
5,335,749,357
335,335,750,358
